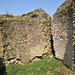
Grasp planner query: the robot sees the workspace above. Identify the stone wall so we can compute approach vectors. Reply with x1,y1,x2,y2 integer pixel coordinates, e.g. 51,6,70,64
53,0,75,70
0,9,51,65
72,0,75,70
0,0,74,71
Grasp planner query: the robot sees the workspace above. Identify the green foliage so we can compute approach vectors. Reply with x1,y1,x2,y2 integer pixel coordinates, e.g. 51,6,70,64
43,38,48,41
65,9,68,15
22,14,26,17
22,34,27,39
64,7,72,15
72,2,75,7
0,18,13,28
0,18,7,23
3,42,9,48
26,11,33,15
8,48,13,51
31,13,38,18
29,21,32,25
2,29,7,40
2,33,7,40
18,42,21,44
43,13,48,18
59,18,66,24
20,55,21,58
15,45,17,47
22,11,33,17
3,14,13,17
18,19,26,24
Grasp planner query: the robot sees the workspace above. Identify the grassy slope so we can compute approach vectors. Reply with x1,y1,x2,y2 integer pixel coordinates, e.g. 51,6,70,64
5,53,75,75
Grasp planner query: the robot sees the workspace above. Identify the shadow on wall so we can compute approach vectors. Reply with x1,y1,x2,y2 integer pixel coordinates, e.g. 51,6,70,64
63,9,73,70
0,57,6,75
51,35,55,56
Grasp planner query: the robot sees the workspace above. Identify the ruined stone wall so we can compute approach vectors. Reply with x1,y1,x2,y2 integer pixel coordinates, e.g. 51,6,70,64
0,19,7,70
0,9,51,65
0,0,74,71
72,0,75,70
53,0,75,70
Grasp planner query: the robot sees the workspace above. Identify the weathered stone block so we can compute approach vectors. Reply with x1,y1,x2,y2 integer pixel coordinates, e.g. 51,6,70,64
53,0,75,70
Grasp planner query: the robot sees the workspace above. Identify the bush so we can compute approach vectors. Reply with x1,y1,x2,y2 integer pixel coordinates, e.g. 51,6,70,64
5,14,13,17
2,14,13,18
26,11,33,15
22,14,26,17
31,13,38,18
18,19,26,24
0,18,7,24
22,11,33,17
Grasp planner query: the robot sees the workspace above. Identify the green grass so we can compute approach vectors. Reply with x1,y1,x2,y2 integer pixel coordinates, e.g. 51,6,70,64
5,54,75,75
18,19,26,24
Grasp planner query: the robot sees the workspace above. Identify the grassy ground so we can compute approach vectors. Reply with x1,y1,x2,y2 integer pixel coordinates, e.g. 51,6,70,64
0,53,75,75
5,54,75,75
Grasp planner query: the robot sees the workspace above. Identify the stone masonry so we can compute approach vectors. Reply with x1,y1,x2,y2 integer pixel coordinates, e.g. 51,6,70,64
0,9,51,65
53,0,75,70
0,0,75,71
72,0,75,70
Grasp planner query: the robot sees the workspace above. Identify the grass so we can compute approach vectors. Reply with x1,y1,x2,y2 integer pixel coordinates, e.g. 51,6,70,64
18,19,26,24
5,53,75,75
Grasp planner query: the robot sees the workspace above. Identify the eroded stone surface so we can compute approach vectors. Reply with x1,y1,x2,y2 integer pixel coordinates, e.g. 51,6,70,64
53,0,75,70
0,9,51,65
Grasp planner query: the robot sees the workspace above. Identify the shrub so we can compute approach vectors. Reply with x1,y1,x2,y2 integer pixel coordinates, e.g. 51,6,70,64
0,18,7,24
26,11,33,15
18,19,26,24
5,14,13,17
22,14,26,17
31,13,38,18
22,11,33,17
2,14,13,18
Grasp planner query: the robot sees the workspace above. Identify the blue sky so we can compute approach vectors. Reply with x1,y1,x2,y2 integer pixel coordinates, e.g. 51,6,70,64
0,0,65,17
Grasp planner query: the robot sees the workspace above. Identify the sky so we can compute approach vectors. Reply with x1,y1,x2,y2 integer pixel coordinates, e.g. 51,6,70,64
0,0,65,17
